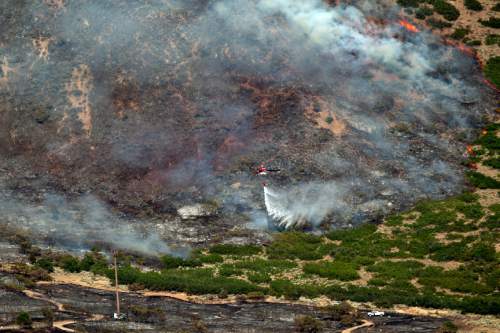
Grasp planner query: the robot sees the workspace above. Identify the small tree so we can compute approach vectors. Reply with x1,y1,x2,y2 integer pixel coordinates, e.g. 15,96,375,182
16,312,32,328
437,321,458,333
294,315,324,333
36,258,54,273
324,301,359,325
192,317,208,333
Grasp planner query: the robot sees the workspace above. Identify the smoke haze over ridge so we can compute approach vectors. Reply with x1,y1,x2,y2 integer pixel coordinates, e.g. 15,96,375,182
0,0,496,250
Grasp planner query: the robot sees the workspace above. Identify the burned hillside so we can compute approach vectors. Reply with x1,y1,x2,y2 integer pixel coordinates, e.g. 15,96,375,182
0,0,497,251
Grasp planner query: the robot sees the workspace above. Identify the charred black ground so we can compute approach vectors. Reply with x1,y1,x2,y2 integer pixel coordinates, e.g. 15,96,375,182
0,0,497,252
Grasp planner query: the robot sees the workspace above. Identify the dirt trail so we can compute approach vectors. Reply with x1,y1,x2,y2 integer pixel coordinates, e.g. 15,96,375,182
342,320,374,333
20,288,104,333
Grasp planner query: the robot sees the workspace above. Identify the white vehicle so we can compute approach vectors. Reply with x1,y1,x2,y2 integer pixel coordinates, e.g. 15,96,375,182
367,311,385,317
113,313,127,320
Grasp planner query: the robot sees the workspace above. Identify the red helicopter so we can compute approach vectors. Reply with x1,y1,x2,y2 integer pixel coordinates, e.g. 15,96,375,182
255,163,280,176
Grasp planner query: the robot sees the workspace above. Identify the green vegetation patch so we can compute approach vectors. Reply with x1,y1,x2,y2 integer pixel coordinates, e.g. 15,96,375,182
464,0,483,11
433,0,460,21
415,6,434,19
427,18,453,29
303,261,360,281
161,254,201,269
209,244,261,256
466,171,500,189
267,232,326,260
108,265,262,295
418,266,494,294
367,260,424,280
483,57,500,90
483,157,500,170
397,0,422,8
233,258,297,273
480,17,500,28
450,27,469,40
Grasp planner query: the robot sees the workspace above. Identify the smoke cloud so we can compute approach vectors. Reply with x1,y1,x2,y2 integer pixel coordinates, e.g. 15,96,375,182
0,0,495,246
0,185,179,255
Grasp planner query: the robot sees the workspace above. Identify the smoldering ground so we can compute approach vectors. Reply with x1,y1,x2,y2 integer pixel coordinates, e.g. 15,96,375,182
0,185,182,255
0,0,496,248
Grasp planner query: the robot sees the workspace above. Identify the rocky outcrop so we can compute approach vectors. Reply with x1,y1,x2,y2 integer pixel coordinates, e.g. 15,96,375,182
177,204,219,220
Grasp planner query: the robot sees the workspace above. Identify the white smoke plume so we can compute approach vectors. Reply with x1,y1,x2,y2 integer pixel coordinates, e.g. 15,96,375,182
0,0,496,238
0,187,174,255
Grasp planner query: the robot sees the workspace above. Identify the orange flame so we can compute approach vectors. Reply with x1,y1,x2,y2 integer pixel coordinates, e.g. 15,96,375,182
399,20,419,33
466,145,474,155
444,39,500,92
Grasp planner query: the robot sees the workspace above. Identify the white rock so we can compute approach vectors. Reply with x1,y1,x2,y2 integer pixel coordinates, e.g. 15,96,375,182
177,204,218,220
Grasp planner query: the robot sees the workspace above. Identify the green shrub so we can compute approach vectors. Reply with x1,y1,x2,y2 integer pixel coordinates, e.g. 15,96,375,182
466,40,481,46
397,0,421,7
485,34,500,46
484,158,500,169
61,256,81,273
430,242,469,261
418,266,492,295
325,116,333,124
192,318,208,333
367,260,424,280
484,57,500,90
132,268,261,295
437,321,458,333
433,1,460,21
35,258,54,273
16,312,32,328
415,6,434,19
209,244,261,256
79,251,107,272
466,171,500,189
107,265,141,285
218,264,244,277
474,124,500,150
464,0,483,11
368,278,388,286
161,255,201,269
457,203,484,220
247,291,266,300
324,301,358,322
327,224,376,242
233,258,297,274
450,28,469,40
468,243,496,262
480,17,500,29
352,256,376,266
457,192,479,203
267,232,324,260
294,315,324,333
385,215,404,226
247,272,272,284
427,18,453,29
197,254,223,264
416,209,456,226
303,261,359,281
482,213,499,230
270,280,320,299
129,305,166,322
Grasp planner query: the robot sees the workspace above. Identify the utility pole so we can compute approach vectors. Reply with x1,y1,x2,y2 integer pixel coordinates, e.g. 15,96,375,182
113,251,120,319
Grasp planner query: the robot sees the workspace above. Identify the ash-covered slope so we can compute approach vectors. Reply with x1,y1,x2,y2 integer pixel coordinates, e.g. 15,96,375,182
0,0,496,252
